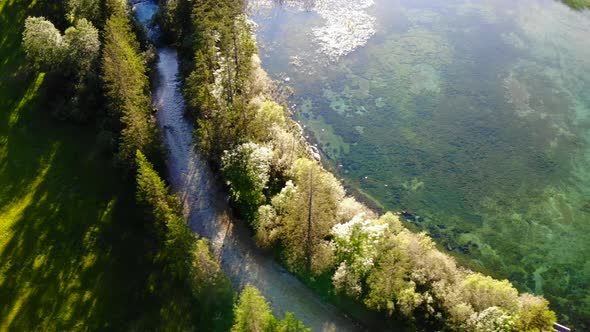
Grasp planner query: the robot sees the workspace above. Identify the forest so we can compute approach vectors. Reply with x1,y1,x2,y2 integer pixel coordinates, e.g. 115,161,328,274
0,0,564,330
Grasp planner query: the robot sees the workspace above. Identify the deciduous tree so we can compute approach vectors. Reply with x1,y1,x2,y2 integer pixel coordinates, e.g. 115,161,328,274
331,213,390,297
514,294,556,332
23,17,66,70
364,230,418,316
281,158,344,274
64,18,100,74
221,142,273,222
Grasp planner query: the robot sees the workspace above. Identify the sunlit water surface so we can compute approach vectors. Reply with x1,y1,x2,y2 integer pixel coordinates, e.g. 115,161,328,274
251,0,590,327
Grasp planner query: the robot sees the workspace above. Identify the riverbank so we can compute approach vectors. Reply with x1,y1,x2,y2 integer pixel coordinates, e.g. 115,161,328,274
135,1,371,330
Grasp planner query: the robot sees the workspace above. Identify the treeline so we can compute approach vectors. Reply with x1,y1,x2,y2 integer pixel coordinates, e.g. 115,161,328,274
101,1,161,170
21,0,159,168
162,0,559,330
135,150,234,329
159,0,264,161
98,1,235,329
21,1,224,330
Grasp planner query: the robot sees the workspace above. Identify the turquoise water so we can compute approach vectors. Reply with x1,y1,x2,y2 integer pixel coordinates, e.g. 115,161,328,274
251,0,590,328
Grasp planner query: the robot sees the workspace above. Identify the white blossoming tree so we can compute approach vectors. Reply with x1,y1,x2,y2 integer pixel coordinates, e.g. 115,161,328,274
465,306,515,332
255,180,296,248
331,213,390,297
64,18,100,74
22,17,67,70
268,124,302,173
23,17,99,72
221,142,273,222
335,196,375,224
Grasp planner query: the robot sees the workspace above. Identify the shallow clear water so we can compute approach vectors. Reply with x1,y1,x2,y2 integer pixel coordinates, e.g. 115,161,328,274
252,0,590,327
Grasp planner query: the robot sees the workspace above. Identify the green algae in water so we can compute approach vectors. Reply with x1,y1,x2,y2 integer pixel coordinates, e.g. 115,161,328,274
307,115,351,160
252,0,590,328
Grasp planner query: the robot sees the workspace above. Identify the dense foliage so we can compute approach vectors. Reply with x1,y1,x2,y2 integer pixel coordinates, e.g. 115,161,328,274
259,158,345,275
161,0,559,329
221,142,273,221
135,151,234,329
66,0,101,23
232,285,310,332
101,6,161,169
22,14,101,120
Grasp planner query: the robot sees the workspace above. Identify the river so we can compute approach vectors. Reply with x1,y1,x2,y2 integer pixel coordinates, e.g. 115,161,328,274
131,1,366,331
250,0,590,328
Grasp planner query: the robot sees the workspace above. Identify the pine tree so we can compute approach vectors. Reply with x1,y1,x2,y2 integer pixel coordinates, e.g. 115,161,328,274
102,12,160,168
231,286,276,332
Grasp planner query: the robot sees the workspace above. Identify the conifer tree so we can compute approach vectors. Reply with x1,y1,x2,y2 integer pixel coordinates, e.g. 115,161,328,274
231,286,276,332
102,12,160,168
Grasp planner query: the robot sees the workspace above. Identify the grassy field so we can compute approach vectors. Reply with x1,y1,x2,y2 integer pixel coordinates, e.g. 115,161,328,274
0,0,162,330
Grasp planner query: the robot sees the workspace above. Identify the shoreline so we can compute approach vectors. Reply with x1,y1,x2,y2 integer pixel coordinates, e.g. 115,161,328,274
146,0,560,330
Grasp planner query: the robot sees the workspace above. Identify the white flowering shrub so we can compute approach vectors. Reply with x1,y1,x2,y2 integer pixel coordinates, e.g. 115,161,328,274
254,204,279,248
255,180,297,248
270,180,297,213
221,142,273,221
466,306,515,332
331,213,389,297
269,125,302,173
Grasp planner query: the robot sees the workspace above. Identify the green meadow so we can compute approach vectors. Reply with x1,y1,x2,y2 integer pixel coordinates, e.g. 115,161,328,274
0,0,159,330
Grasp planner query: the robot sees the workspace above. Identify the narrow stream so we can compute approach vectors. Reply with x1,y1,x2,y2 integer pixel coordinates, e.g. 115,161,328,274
132,1,362,331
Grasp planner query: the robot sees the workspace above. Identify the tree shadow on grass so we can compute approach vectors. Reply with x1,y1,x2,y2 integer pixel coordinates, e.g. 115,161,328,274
0,87,160,330
0,70,148,330
0,69,165,329
0,1,161,330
